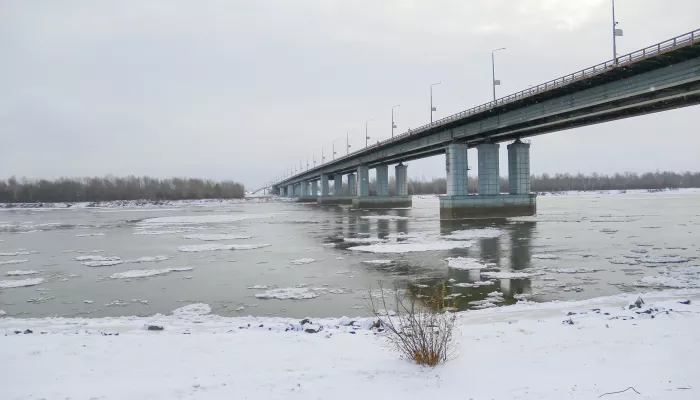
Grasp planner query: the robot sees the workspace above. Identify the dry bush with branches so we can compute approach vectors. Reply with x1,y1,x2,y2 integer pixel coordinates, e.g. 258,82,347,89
367,283,457,367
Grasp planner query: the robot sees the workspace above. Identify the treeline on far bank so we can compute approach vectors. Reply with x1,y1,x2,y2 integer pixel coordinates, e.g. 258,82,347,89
370,171,700,195
0,176,246,203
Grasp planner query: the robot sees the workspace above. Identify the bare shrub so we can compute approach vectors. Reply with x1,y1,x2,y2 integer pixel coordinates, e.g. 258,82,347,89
367,282,457,367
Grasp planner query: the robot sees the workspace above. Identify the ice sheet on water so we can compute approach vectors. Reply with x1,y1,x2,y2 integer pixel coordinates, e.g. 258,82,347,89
290,258,316,265
133,230,188,235
182,234,254,241
110,267,193,279
343,237,386,244
453,281,495,288
6,270,39,276
246,285,269,289
172,303,211,317
75,233,105,237
634,276,700,289
130,256,169,263
75,255,121,262
177,243,271,252
0,251,31,256
0,259,29,266
609,258,639,265
442,228,502,240
548,268,603,274
140,213,277,226
481,271,534,279
445,257,493,270
351,241,473,253
362,260,393,265
83,260,124,267
0,277,44,288
359,215,409,221
533,254,560,260
640,256,690,264
254,287,319,300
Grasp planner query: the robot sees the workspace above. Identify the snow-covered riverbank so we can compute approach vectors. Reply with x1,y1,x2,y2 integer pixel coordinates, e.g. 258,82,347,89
2,290,699,399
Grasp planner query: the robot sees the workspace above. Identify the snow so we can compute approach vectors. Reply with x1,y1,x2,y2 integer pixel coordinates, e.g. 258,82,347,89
351,241,473,253
445,257,492,270
0,277,44,288
0,259,29,265
290,258,316,265
254,287,319,300
362,260,393,265
6,270,39,276
343,237,387,244
532,253,560,260
359,215,409,221
110,268,194,279
172,303,211,317
177,243,271,252
2,290,698,399
182,234,254,241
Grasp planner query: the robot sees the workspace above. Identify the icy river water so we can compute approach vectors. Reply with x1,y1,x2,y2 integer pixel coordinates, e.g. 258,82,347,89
1,191,698,319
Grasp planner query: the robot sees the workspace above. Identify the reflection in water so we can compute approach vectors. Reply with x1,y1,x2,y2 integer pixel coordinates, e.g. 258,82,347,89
322,207,536,311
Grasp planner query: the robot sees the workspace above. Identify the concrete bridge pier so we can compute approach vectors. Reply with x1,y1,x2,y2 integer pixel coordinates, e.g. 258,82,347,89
311,180,318,196
352,163,412,209
347,173,356,196
318,174,352,205
439,141,536,219
297,180,317,203
287,184,294,198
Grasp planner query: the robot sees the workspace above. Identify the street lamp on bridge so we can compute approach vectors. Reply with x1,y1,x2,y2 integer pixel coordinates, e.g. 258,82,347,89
365,118,374,148
391,105,400,138
492,47,506,101
346,130,354,155
612,0,624,65
430,82,442,123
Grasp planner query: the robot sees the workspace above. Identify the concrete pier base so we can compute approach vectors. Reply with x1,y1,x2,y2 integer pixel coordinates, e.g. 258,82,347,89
317,196,353,205
439,194,536,220
297,196,318,203
352,196,412,209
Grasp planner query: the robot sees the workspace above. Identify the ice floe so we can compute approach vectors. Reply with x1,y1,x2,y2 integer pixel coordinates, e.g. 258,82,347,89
442,228,502,240
182,234,254,241
133,230,188,235
75,255,120,262
290,258,316,265
0,277,44,288
481,271,535,279
254,287,319,300
84,260,124,267
532,254,560,260
0,251,31,256
172,303,211,317
75,233,105,237
177,243,271,252
246,285,269,289
453,281,495,288
140,213,277,226
110,267,193,279
351,241,472,253
6,270,39,276
640,256,690,264
130,256,169,263
0,259,29,266
445,257,493,270
342,237,386,244
548,267,602,274
362,260,393,265
359,215,409,221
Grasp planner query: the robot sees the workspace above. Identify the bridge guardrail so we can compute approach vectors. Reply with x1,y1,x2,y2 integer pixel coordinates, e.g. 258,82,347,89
280,28,699,185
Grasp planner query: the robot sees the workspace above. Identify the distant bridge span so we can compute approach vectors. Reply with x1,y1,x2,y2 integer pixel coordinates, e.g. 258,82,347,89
267,29,700,218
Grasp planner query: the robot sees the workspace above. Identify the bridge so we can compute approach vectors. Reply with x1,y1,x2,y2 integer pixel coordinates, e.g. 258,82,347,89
264,28,700,219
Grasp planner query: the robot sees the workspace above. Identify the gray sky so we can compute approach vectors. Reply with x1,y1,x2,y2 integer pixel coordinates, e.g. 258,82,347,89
2,0,699,189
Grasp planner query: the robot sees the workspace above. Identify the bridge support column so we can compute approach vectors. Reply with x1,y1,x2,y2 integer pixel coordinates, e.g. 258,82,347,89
297,181,317,203
320,174,329,196
311,181,318,196
317,174,352,205
439,141,535,219
477,143,500,195
353,163,411,209
357,165,369,196
347,174,356,196
287,184,294,198
333,175,343,196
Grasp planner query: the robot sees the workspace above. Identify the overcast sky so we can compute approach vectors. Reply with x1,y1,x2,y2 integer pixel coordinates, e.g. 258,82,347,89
2,0,699,189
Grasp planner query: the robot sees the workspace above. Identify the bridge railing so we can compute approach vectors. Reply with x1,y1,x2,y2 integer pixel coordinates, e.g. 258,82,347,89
281,28,699,184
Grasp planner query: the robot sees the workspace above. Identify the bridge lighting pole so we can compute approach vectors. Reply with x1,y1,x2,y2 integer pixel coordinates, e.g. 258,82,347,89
391,105,400,138
365,119,373,148
612,0,623,65
346,130,354,155
492,47,506,101
430,82,441,123
332,140,337,160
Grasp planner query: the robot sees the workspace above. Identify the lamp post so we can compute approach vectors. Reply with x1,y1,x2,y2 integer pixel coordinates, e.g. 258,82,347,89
430,82,442,123
346,130,354,155
612,0,623,65
365,118,374,148
332,140,337,160
492,47,506,101
391,105,400,138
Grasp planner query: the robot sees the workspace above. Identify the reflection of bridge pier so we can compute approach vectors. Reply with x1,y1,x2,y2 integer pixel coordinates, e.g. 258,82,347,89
510,221,535,270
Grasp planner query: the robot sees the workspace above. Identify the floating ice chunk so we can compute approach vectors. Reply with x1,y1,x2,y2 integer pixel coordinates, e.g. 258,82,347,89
507,216,537,222
133,230,188,235
630,248,648,254
533,254,560,260
6,270,39,276
110,267,193,279
453,280,495,287
609,258,639,265
362,260,393,265
0,259,29,265
75,255,121,262
84,300,94,304
0,251,31,256
359,215,409,221
641,256,690,264
0,277,44,288
343,237,386,244
0,310,5,316
140,213,277,226
177,243,271,252
182,234,254,241
548,268,602,274
246,285,269,289
445,257,492,270
470,300,498,309
172,303,211,317
634,276,699,289
75,233,105,237
481,271,534,279
83,260,124,267
290,258,316,265
350,241,473,253
442,228,502,240
254,287,319,300
130,256,169,263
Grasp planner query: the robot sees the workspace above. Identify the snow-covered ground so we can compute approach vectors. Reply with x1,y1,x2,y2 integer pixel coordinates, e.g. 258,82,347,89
2,290,699,399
